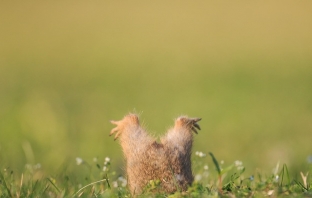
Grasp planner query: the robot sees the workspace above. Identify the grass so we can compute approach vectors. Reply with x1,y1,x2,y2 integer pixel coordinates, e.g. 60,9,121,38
1,152,311,197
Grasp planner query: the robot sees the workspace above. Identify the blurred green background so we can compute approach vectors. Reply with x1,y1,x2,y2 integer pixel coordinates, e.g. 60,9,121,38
1,1,312,175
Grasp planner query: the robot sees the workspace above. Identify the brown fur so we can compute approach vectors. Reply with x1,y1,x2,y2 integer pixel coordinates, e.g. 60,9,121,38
110,113,201,195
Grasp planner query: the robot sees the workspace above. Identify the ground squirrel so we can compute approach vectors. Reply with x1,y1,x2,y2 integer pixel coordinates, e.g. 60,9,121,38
110,113,201,195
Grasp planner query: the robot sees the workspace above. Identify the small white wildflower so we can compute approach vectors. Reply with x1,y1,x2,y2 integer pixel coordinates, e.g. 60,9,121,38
103,166,107,171
267,190,274,196
238,166,244,170
275,175,279,182
234,160,244,170
195,151,206,157
194,174,202,181
204,165,209,170
76,157,83,165
104,157,111,165
34,163,41,169
112,181,118,188
199,152,206,157
118,176,127,187
121,180,127,187
93,157,98,162
234,160,242,167
237,166,244,170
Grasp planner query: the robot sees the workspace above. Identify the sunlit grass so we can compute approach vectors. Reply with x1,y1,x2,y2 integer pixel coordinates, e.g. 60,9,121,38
0,153,311,197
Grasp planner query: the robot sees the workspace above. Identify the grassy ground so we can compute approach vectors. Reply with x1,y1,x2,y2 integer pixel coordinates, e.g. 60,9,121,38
0,152,311,197
1,1,312,197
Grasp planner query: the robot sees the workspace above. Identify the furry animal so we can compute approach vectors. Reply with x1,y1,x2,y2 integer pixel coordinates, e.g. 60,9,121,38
110,113,201,195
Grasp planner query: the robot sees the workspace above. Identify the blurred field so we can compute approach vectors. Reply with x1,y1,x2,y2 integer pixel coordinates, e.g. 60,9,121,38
0,1,312,177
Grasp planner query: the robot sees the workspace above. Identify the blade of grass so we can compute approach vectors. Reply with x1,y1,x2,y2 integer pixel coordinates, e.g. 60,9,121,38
42,184,50,195
72,179,107,197
300,172,309,190
0,171,13,198
46,178,61,193
29,180,39,197
17,173,23,198
279,164,290,187
104,174,111,189
294,180,308,191
209,152,223,193
209,152,221,175
220,165,234,175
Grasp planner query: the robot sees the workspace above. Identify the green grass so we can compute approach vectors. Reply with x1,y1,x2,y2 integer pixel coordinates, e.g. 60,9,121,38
0,152,311,197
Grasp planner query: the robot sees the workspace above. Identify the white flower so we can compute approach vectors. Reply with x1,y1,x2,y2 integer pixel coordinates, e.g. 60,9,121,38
118,176,127,187
121,180,127,187
34,163,41,169
104,157,110,165
204,165,209,170
93,157,98,162
199,152,206,157
194,174,202,181
234,160,244,170
76,157,83,165
195,151,206,158
103,166,107,171
112,181,118,188
234,160,242,166
267,190,274,196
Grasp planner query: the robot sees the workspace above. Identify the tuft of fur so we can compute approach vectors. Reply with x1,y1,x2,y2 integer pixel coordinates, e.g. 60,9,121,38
110,113,201,195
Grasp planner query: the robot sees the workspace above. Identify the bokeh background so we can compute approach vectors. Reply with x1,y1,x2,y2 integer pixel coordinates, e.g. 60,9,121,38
1,1,312,176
